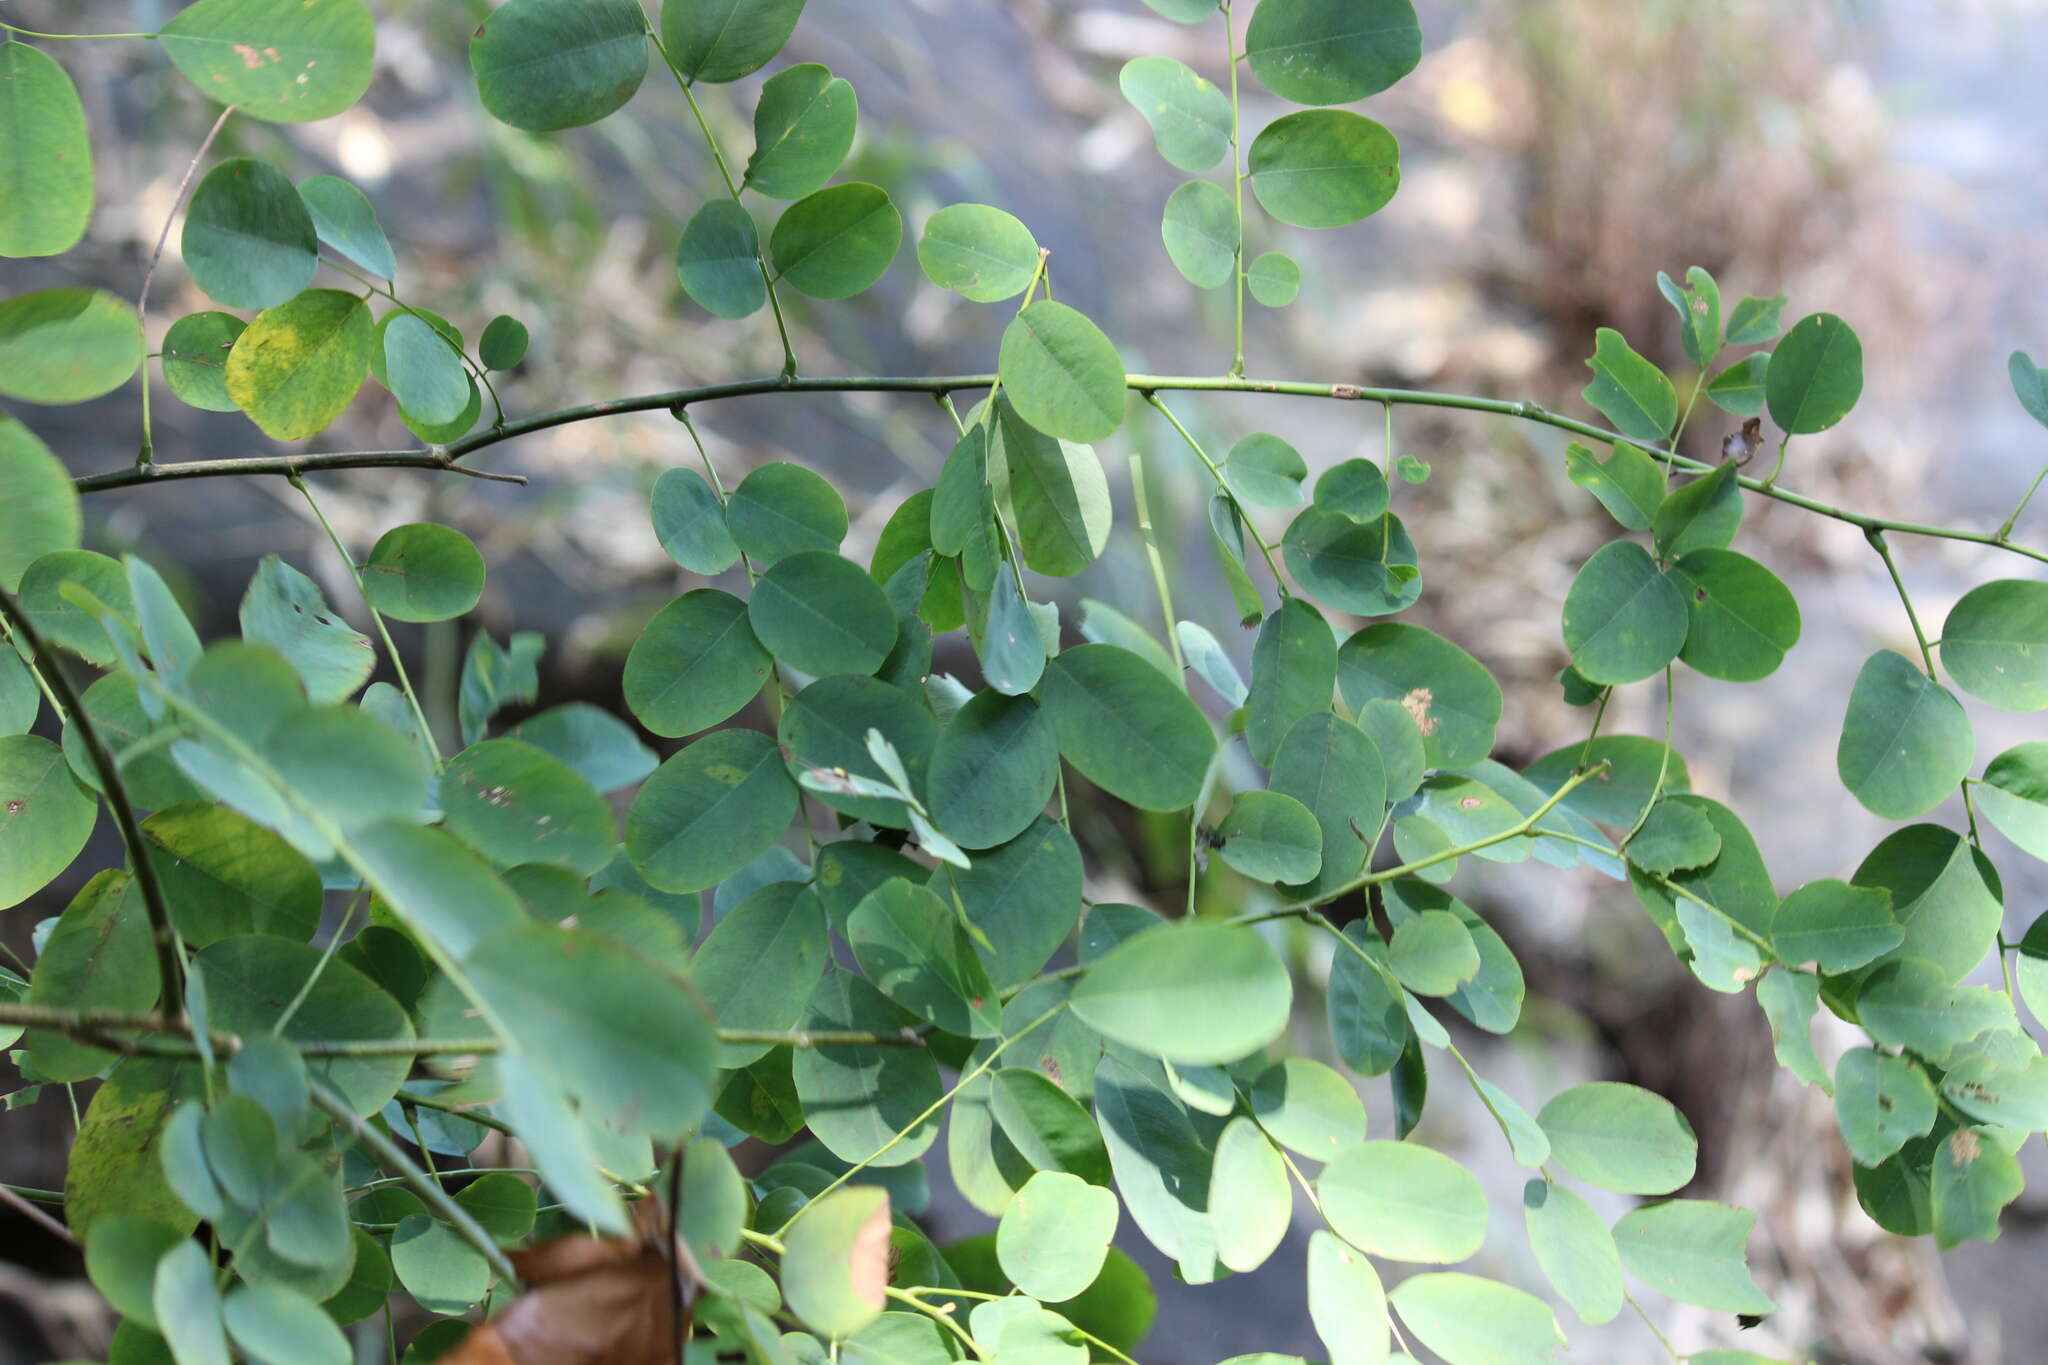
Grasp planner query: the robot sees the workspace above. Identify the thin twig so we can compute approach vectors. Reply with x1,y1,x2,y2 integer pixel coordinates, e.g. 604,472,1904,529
310,1080,520,1286
136,104,235,466
0,1181,75,1245
0,586,184,1017
68,371,2048,571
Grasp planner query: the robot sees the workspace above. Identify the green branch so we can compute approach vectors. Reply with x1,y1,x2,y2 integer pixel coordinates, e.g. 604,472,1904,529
0,1002,926,1055
67,371,2048,571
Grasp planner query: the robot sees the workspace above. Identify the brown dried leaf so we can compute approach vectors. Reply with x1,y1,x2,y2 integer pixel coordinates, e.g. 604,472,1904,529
445,1199,689,1365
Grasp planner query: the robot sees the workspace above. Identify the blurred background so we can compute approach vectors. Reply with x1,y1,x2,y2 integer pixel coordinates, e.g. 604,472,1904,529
3,0,2047,1360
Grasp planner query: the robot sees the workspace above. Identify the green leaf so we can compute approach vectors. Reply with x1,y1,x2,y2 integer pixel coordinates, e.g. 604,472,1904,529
85,1216,187,1330
627,728,799,893
0,287,141,404
380,314,470,426
152,1240,230,1365
359,522,484,623
1611,1200,1776,1314
1755,966,1828,1091
0,647,35,736
1313,460,1390,524
1388,1273,1564,1365
1657,266,1722,369
24,872,157,1081
694,881,826,1067
1141,0,1220,19
1582,328,1677,443
1247,110,1401,229
390,1214,488,1315
1091,1055,1216,1283
1118,57,1232,172
1932,1127,2023,1250
160,311,247,413
677,198,768,320
651,468,742,576
1387,910,1479,996
1766,312,1862,435
1040,644,1215,811
1670,548,1799,682
1281,506,1422,616
989,1066,1111,1185
1832,1047,1936,1166
1269,712,1384,898
848,877,998,1037
1247,598,1335,766
727,461,848,566
1561,540,1688,685
1208,492,1268,624
235,556,371,705
998,301,1126,443
624,589,771,738
745,63,858,200
1851,824,2002,984
1328,924,1405,1078
466,921,716,1140
941,817,1081,988
2011,350,2048,428
771,183,902,299
1977,740,2048,860
997,1171,1119,1303
477,315,528,371
1942,579,2048,711
1725,292,1786,346
0,42,92,258
1215,789,1322,884
661,0,808,83
1319,1141,1485,1263
1205,1117,1289,1275
1769,879,1899,973
1653,462,1743,559
1836,650,1973,820
1070,921,1291,1065
750,550,899,677
781,674,936,827
223,1284,350,1365
928,691,1058,850
439,738,614,875
1247,252,1301,307
225,289,373,440
160,0,375,123
470,0,648,131
0,418,82,591
1537,1081,1697,1195
1855,958,2014,1062
1705,352,1770,417
1225,434,1309,510
917,204,1041,303
1160,179,1237,289
198,935,413,1114
1177,620,1246,705
993,396,1113,575
980,570,1050,697
1302,1231,1387,1365
1623,797,1719,875
1337,622,1500,770
1247,1056,1366,1158
65,1058,203,1242
1522,1179,1623,1325
1565,441,1665,531
0,735,97,910
1244,0,1421,104
182,159,320,311
792,971,944,1167
297,174,392,279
